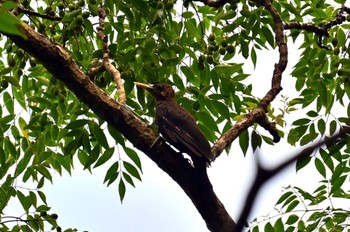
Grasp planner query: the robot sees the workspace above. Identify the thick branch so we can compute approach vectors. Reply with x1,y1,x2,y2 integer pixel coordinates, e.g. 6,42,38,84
5,22,234,232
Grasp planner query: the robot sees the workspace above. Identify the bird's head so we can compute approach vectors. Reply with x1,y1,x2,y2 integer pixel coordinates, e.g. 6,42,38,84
135,82,176,101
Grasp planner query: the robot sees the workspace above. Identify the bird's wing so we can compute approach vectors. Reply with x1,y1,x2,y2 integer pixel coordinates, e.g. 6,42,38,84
157,105,212,161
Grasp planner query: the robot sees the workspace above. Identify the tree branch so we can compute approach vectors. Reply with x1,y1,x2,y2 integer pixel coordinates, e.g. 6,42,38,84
15,4,62,21
234,126,350,232
284,5,350,49
212,0,287,158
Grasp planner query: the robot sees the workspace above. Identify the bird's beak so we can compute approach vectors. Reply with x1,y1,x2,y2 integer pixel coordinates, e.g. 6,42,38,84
134,82,157,96
134,82,153,90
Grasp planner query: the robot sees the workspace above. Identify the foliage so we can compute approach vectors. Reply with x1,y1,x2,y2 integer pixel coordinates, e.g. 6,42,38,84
0,0,350,231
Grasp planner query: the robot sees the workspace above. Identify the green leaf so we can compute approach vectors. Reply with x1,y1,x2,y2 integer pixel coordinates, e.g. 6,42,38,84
318,81,328,107
124,147,142,171
314,158,326,178
37,177,45,189
4,75,20,87
4,137,17,159
108,125,125,146
300,132,318,146
36,204,50,212
337,27,346,45
281,2,300,16
213,63,243,76
212,100,230,119
276,191,293,205
274,218,284,232
331,175,346,194
292,118,310,126
65,119,90,129
3,92,14,114
286,214,299,225
104,161,119,185
78,150,89,168
252,225,260,232
38,191,47,204
182,11,194,19
331,163,344,184
29,191,37,208
17,190,31,212
92,123,109,149
119,179,126,202
2,1,18,10
261,26,275,48
251,130,262,152
122,171,135,187
0,11,26,38
298,220,305,231
63,135,82,156
123,161,141,182
264,222,275,232
197,111,219,132
239,130,249,156
286,199,299,212
296,156,312,172
329,120,337,135
241,40,249,59
15,145,34,178
317,118,325,135
35,165,53,183
61,9,82,23
251,47,257,68
306,110,318,117
94,147,114,168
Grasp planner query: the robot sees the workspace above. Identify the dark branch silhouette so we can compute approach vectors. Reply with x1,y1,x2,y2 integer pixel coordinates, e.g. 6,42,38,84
234,126,350,232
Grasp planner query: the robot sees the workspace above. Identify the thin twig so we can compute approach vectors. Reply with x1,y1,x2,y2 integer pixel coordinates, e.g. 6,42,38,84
97,7,126,104
16,4,62,21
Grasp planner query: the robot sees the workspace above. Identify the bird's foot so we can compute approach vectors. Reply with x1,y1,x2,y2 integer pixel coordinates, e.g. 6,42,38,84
150,136,162,150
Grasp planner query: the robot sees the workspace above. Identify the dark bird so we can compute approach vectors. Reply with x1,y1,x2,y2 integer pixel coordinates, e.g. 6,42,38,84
135,82,214,169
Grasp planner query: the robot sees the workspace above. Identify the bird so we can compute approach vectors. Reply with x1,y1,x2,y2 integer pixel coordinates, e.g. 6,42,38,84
134,82,214,169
